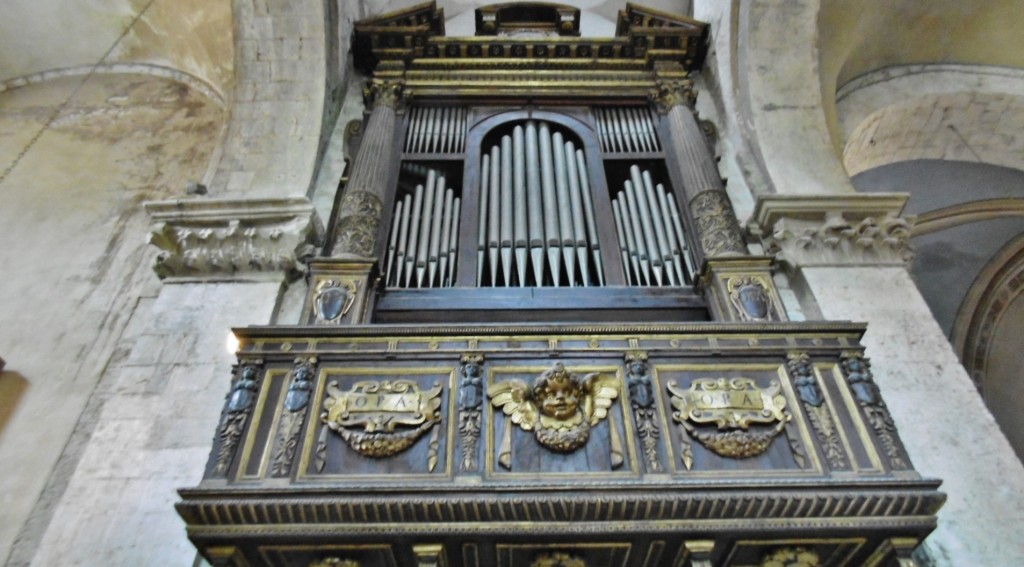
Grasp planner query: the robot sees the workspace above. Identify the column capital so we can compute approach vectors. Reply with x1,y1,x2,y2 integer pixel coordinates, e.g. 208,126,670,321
362,80,405,110
747,193,914,270
649,78,696,111
145,197,324,283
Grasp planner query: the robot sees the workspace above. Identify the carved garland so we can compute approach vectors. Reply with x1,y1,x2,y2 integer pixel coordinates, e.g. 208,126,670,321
690,190,748,258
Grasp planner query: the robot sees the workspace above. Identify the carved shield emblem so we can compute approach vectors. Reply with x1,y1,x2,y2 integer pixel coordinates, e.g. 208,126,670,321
314,279,358,322
737,283,769,320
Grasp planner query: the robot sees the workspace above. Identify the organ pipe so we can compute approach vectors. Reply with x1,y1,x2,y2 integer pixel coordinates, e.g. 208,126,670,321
385,168,461,288
477,120,605,287
595,106,662,154
612,165,693,286
404,106,468,154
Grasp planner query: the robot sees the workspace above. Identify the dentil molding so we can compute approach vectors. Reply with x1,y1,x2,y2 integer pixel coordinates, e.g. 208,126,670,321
146,197,324,283
747,194,914,269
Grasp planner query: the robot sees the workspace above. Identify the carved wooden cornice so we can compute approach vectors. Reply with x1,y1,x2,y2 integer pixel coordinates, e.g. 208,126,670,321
747,194,915,269
145,197,324,283
353,2,709,102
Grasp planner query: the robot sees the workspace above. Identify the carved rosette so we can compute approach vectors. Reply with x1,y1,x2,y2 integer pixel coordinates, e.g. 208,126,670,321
213,360,263,476
690,190,748,258
146,198,323,282
625,352,661,472
331,190,383,258
787,353,846,470
271,357,318,477
457,354,484,472
840,352,909,470
748,194,915,269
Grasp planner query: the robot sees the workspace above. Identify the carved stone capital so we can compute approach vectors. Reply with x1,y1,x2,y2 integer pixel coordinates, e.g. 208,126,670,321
146,197,324,283
748,194,915,270
362,81,405,110
650,78,696,111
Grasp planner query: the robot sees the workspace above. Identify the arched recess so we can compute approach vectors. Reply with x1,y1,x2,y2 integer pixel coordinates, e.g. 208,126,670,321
953,235,1024,461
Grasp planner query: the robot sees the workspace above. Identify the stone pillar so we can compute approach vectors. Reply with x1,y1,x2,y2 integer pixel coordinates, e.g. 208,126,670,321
652,74,786,322
751,194,1024,567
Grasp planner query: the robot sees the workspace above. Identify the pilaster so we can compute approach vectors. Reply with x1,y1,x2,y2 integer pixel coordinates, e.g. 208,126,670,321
750,192,1024,566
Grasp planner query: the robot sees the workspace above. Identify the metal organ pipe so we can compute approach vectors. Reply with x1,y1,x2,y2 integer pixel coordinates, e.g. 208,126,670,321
512,125,528,287
525,121,545,286
611,165,693,286
476,120,604,287
476,154,490,286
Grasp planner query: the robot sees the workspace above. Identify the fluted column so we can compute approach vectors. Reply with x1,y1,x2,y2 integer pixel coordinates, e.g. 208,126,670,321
331,81,404,258
650,77,785,322
652,78,747,265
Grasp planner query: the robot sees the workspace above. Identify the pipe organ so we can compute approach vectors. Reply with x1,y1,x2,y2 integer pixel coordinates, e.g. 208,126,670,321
179,3,943,567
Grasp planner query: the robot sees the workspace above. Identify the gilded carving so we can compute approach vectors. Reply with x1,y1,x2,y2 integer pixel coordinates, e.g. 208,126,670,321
649,78,696,110
531,552,587,567
761,547,821,567
787,353,846,469
458,354,484,472
321,379,443,462
690,190,748,258
309,559,360,567
213,361,263,476
332,190,383,258
625,352,661,472
727,275,777,322
362,81,404,110
314,278,359,323
271,357,317,477
667,377,790,460
488,363,620,469
841,353,909,470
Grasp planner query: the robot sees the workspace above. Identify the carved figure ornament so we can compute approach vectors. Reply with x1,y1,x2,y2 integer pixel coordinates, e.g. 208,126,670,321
488,363,620,468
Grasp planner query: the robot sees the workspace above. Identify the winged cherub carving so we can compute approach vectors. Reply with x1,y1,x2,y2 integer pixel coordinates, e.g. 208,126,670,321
488,362,619,468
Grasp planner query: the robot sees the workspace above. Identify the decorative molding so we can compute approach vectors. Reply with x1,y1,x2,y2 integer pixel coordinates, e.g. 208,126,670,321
748,194,914,269
146,198,323,283
912,197,1024,237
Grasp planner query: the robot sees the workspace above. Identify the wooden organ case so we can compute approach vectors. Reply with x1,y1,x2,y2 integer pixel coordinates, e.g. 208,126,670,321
177,3,944,567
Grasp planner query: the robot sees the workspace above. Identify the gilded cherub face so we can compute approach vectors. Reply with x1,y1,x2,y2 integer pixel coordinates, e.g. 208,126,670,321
534,368,582,420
